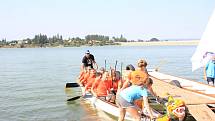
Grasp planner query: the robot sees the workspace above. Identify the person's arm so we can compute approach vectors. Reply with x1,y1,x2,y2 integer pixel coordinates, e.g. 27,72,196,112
148,86,157,97
93,61,98,70
142,73,149,84
81,63,85,71
91,54,98,70
143,96,154,119
120,80,129,90
116,80,123,95
82,85,87,96
80,77,86,84
80,74,89,86
91,80,99,97
203,66,207,81
82,56,87,71
117,79,122,90
120,72,132,90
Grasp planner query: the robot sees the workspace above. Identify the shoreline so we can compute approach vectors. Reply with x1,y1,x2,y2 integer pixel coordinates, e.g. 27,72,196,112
0,40,200,48
117,40,199,46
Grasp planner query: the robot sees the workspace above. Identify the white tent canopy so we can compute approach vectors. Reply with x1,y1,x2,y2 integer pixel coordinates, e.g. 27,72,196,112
191,9,215,71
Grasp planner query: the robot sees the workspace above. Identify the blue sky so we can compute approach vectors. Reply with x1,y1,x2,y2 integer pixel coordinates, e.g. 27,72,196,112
0,0,215,40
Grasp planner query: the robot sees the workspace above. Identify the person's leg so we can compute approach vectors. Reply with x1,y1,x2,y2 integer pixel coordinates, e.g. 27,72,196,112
126,107,141,121
207,77,214,86
116,95,127,121
118,108,126,121
212,78,215,86
110,94,116,103
98,96,106,101
209,81,214,85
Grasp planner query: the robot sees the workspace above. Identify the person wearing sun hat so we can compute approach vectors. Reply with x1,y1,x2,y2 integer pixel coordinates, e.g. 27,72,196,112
81,50,98,71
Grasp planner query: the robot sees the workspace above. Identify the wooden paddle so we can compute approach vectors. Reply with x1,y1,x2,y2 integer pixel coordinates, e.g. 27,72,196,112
67,94,92,101
67,96,81,101
115,60,118,71
65,82,80,88
120,62,123,80
111,60,118,87
105,60,107,71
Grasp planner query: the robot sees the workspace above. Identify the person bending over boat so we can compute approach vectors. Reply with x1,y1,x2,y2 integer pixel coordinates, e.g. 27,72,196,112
81,50,98,71
116,73,156,121
91,71,111,100
82,69,97,96
204,55,215,86
120,60,158,97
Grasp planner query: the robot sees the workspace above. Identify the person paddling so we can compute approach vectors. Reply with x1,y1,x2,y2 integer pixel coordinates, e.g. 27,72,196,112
91,71,111,100
82,69,97,96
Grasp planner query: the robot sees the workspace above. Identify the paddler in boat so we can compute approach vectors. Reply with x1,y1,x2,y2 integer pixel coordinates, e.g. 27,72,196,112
98,67,105,74
91,71,111,100
81,67,105,96
79,67,91,86
82,69,97,96
79,66,89,81
116,71,156,121
81,50,98,71
107,69,122,103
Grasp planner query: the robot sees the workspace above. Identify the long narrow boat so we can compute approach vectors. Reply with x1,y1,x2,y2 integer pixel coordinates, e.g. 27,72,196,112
148,69,215,100
71,83,189,121
147,69,215,121
79,87,157,121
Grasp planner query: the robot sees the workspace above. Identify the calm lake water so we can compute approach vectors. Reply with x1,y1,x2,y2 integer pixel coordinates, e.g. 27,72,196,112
0,46,203,121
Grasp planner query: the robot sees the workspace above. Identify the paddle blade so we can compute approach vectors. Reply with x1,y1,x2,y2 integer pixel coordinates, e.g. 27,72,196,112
67,96,81,101
65,83,80,88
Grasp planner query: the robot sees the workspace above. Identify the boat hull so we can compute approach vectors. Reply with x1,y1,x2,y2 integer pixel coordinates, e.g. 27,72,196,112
82,91,159,121
149,70,215,100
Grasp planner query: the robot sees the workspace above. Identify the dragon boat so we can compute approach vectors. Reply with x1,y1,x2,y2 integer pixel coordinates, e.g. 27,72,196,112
66,82,187,121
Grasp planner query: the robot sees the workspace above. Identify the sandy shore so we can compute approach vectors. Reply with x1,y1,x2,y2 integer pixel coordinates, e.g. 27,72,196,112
117,40,199,46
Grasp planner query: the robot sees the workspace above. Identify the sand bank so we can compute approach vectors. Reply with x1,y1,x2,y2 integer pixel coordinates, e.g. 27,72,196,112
117,40,199,46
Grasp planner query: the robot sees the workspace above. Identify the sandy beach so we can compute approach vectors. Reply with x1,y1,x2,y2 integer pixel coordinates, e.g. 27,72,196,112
117,40,199,46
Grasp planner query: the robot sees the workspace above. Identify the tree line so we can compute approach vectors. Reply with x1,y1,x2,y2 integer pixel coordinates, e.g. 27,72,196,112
0,34,129,48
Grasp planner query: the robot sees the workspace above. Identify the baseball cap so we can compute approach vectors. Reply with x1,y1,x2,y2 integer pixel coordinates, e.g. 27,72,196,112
85,50,90,54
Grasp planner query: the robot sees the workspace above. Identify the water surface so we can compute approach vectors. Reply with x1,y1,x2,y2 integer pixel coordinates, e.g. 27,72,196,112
0,46,203,121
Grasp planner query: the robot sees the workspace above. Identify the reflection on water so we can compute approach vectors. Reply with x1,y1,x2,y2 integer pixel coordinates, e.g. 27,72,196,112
65,88,113,121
